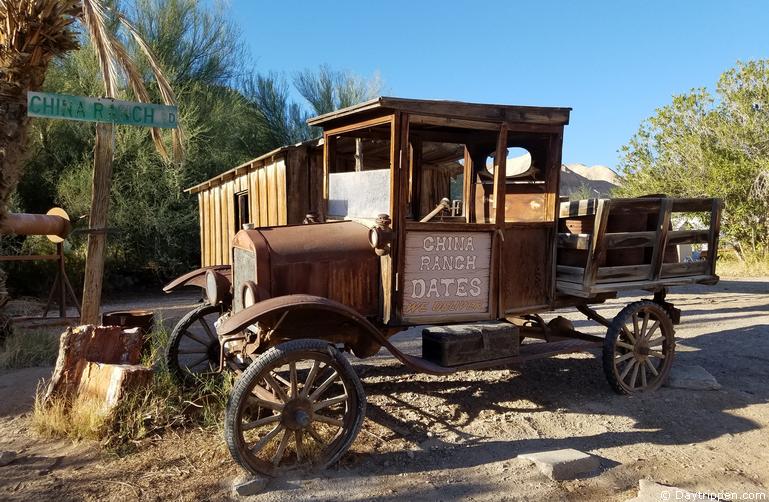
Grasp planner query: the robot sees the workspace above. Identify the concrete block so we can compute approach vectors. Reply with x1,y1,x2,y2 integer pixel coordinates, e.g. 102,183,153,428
519,448,600,480
232,475,268,497
664,365,721,391
0,450,17,467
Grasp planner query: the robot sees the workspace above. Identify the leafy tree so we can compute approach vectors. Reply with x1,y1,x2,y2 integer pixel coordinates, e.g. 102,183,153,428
294,64,382,115
616,60,769,259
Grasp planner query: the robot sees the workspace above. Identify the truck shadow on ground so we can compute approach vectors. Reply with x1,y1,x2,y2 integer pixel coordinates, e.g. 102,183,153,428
352,322,769,476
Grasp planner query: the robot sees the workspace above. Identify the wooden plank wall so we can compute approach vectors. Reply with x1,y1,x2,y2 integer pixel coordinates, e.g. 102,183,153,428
197,144,322,267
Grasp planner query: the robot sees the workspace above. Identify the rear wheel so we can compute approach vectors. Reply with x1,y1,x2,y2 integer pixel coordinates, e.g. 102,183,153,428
225,339,365,476
165,303,222,384
602,300,675,394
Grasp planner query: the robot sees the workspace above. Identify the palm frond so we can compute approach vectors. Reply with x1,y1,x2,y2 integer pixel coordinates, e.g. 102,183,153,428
80,0,119,98
115,11,184,158
80,0,184,161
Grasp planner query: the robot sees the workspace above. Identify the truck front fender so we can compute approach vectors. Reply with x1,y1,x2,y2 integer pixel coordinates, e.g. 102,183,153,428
216,294,385,358
163,265,231,293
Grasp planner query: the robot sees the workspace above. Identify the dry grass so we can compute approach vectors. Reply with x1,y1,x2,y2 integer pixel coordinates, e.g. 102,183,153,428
716,254,769,278
0,328,60,369
32,386,108,441
31,324,233,453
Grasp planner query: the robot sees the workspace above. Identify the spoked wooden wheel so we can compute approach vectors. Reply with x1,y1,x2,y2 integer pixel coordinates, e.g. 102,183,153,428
602,300,675,395
165,303,222,383
225,339,365,476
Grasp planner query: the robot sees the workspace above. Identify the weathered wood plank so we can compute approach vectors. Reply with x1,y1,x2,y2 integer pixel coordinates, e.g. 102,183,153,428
267,161,279,225
556,265,584,283
197,192,205,266
648,199,672,281
708,199,722,276
213,188,222,265
307,97,571,128
276,159,287,225
671,198,712,212
248,168,258,226
258,165,268,227
583,199,609,288
668,229,710,245
596,264,652,283
559,198,600,218
409,114,500,131
604,231,656,249
401,231,492,321
660,260,708,277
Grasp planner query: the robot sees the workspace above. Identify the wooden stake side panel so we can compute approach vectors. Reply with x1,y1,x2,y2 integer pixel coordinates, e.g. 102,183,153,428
401,231,492,322
555,197,722,297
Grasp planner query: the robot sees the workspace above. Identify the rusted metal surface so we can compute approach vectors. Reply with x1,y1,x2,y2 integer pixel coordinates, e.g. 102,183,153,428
162,264,231,293
0,208,71,242
231,221,379,317
216,294,385,358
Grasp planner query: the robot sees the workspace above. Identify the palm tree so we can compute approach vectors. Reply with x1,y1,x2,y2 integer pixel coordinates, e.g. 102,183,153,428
0,0,182,223
0,0,182,317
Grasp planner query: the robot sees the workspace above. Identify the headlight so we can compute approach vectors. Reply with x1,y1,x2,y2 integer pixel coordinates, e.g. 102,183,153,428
368,227,379,248
242,281,258,309
368,216,393,256
206,270,228,305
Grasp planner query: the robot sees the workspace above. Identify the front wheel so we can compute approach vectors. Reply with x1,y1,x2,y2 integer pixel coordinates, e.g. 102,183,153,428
225,339,366,476
165,303,222,384
602,300,675,394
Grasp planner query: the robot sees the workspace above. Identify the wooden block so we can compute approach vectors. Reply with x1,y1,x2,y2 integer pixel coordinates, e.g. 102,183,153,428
76,361,152,411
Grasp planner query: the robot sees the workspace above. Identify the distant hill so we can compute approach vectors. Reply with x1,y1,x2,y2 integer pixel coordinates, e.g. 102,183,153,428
492,152,621,198
560,163,620,198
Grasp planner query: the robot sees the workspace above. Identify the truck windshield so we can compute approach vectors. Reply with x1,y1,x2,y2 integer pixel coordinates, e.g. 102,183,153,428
327,127,391,220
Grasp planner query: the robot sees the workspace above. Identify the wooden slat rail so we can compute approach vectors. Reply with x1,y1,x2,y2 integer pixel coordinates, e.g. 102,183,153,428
556,197,722,297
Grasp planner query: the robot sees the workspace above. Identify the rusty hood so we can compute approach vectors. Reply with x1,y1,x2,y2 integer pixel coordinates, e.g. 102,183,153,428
231,221,380,316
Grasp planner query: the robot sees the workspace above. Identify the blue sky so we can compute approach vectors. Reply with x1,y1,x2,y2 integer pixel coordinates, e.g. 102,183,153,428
229,1,768,169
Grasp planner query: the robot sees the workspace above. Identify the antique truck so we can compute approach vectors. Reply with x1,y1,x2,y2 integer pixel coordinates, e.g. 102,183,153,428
163,97,721,476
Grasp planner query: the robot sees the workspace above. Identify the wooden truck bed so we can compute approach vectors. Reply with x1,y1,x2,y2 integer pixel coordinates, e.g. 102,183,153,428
555,197,722,298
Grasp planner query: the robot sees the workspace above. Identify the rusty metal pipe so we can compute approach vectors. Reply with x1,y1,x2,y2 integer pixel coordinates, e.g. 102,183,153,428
0,208,71,242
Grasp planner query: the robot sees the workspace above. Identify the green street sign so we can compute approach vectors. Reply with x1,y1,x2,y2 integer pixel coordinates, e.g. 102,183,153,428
27,91,178,129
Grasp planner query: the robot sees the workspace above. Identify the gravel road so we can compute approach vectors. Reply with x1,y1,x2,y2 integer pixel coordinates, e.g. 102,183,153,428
1,278,768,501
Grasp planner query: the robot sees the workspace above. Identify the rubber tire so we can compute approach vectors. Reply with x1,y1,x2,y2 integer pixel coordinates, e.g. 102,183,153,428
224,339,366,476
602,300,675,395
165,303,221,384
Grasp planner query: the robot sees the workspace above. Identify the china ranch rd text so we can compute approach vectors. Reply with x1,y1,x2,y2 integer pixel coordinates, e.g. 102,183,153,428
27,91,178,129
403,232,492,319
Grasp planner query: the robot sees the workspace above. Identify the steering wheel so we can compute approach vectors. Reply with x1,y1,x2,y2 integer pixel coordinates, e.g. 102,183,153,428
420,198,451,223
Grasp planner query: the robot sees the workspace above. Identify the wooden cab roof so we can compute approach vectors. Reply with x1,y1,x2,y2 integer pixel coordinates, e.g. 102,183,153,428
307,96,571,130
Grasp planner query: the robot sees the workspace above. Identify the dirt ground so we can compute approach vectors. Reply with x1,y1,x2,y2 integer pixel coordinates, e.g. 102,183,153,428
1,279,768,501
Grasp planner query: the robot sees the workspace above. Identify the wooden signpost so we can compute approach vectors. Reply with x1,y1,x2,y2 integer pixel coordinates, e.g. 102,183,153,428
27,91,178,325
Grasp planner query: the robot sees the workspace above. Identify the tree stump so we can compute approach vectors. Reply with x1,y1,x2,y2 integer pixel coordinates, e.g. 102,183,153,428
77,362,152,410
44,324,147,404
